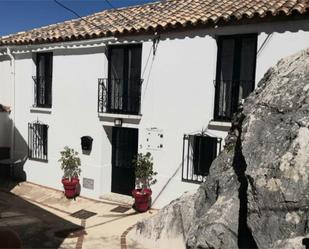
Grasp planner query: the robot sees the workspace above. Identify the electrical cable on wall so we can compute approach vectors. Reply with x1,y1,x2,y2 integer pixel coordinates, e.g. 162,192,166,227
141,35,160,78
257,34,273,57
141,45,153,79
141,36,160,105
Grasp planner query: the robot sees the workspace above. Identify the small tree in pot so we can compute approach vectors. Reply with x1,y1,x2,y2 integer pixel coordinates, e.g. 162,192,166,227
132,152,157,212
59,146,81,198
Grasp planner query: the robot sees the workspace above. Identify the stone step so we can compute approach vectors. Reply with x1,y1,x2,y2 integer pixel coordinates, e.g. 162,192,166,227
99,192,134,207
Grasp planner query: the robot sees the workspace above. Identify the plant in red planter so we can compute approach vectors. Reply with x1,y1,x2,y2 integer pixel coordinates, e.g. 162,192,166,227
132,152,157,212
59,146,81,198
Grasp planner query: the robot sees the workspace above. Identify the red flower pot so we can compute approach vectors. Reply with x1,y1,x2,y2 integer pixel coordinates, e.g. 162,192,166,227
132,188,152,212
62,177,79,198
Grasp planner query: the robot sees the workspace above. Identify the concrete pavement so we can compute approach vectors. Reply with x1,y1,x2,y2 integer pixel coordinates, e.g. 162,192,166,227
0,179,156,249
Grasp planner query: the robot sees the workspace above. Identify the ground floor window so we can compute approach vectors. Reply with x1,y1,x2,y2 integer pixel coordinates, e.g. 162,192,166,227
28,122,48,161
182,134,222,183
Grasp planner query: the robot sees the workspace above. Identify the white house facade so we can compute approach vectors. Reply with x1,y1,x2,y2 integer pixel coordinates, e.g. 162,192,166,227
1,0,309,208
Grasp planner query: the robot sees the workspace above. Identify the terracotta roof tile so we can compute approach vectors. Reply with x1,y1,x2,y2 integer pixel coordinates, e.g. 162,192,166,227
1,0,309,46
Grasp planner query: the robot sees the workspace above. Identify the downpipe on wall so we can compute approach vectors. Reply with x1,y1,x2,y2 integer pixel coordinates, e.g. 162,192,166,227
7,47,16,166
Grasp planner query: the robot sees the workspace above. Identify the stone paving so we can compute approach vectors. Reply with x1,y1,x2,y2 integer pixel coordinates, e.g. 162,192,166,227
0,179,156,249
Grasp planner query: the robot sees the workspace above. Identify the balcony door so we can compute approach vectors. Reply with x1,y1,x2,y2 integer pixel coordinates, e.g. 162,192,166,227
111,127,138,195
108,44,142,115
214,34,257,121
35,52,53,108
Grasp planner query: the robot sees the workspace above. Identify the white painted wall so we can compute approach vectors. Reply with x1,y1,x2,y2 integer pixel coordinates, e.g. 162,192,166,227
256,30,309,81
10,48,110,199
0,18,309,208
138,37,218,207
0,58,12,107
137,19,309,207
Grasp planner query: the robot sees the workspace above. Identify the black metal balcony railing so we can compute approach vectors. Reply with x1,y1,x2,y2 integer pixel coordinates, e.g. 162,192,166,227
98,78,142,115
214,79,254,121
32,76,52,108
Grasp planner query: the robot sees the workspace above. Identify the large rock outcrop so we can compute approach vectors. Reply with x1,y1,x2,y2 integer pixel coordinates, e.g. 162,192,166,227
128,48,309,249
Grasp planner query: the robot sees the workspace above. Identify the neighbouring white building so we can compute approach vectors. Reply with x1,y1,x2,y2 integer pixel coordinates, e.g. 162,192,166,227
0,0,309,208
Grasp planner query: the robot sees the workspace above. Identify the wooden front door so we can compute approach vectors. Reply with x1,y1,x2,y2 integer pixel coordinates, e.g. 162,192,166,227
111,127,138,195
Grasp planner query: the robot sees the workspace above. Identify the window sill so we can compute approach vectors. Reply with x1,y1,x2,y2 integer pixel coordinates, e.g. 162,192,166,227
208,120,232,132
98,112,142,119
28,158,48,163
98,112,142,126
30,107,52,114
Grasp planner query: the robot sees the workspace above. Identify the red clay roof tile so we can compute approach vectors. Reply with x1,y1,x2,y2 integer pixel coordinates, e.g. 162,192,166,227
1,0,309,46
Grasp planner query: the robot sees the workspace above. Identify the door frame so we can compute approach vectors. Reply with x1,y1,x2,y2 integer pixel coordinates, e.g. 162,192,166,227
111,126,138,195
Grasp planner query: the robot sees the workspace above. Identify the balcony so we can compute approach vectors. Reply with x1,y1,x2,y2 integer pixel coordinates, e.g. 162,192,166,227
32,76,52,108
98,78,142,116
214,79,254,121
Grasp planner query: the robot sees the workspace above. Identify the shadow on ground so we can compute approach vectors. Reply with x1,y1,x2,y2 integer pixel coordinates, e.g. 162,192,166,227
0,114,83,248
0,179,83,248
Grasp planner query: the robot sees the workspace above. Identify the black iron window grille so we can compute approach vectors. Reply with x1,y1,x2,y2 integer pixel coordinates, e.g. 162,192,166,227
98,78,143,115
28,122,48,161
182,134,222,183
214,34,257,121
33,52,53,108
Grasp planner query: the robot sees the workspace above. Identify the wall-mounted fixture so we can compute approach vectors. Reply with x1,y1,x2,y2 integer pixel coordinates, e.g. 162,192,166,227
114,118,123,127
81,136,93,151
145,128,164,151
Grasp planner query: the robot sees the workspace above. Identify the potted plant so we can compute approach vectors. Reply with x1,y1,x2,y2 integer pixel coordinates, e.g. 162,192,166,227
132,152,157,212
59,146,81,198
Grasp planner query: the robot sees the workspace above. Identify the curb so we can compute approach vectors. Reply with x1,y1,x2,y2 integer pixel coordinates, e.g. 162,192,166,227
120,225,135,249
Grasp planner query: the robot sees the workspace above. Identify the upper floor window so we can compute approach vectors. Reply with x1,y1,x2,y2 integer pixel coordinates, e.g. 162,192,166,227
214,34,257,121
182,134,222,183
98,44,143,115
33,52,53,108
28,122,48,161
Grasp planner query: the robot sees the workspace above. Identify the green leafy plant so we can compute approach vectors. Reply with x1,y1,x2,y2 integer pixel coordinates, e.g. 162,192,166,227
132,152,157,192
59,146,81,181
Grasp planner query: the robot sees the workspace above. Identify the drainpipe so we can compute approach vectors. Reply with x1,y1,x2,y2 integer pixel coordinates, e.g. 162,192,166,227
7,47,15,164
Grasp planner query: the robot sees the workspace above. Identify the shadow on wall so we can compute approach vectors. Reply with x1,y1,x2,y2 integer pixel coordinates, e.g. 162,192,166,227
0,115,83,249
0,113,27,185
0,112,11,160
11,123,29,181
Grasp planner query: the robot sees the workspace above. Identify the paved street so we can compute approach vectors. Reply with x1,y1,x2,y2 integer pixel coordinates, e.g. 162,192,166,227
0,179,155,249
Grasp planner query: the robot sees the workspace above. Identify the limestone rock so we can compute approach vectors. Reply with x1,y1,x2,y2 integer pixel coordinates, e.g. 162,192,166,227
243,49,309,249
128,48,309,249
129,139,241,249
272,236,309,249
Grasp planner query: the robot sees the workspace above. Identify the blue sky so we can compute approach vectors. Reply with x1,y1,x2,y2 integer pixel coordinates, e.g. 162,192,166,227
0,0,157,36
